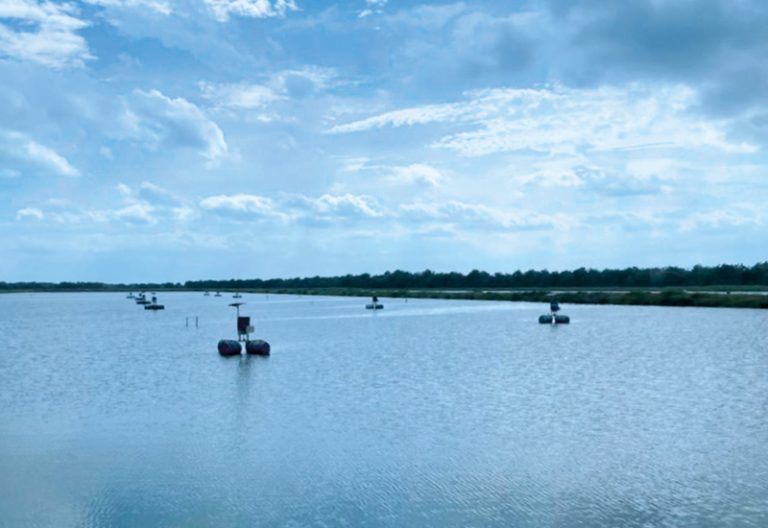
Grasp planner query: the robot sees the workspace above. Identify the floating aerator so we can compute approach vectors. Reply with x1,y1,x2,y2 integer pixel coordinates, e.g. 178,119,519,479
217,302,271,357
539,300,570,324
366,295,384,310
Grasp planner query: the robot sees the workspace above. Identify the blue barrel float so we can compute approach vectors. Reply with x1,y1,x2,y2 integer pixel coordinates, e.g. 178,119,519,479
246,339,270,356
218,339,242,356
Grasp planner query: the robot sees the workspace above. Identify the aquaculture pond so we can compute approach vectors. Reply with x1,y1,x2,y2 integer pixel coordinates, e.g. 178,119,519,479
1,292,766,527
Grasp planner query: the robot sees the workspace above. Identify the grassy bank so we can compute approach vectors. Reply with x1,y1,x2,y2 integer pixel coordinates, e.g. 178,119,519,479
243,287,768,309
3,286,768,309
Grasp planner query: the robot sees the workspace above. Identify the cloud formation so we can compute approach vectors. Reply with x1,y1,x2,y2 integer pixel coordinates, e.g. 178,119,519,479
0,131,79,177
127,89,228,162
82,0,172,16
199,193,290,223
15,182,194,226
0,0,91,67
332,84,754,157
4,0,768,280
387,164,444,187
400,200,558,232
16,207,44,220
204,0,298,22
199,81,284,110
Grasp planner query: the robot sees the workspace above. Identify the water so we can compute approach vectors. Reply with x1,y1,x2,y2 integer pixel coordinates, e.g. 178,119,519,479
1,292,767,527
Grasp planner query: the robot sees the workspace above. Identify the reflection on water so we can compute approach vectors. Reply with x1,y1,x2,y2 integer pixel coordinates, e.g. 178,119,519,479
1,292,767,527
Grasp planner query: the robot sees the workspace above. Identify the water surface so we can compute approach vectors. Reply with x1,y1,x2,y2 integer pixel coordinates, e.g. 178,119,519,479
1,292,767,527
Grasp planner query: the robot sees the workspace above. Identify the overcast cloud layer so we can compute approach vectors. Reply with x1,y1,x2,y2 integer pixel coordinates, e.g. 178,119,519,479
2,0,767,281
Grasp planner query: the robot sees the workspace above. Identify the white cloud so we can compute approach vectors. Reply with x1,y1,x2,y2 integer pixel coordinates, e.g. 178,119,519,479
381,2,466,30
0,0,91,68
330,84,757,157
112,202,157,224
311,193,383,218
340,156,370,173
200,192,384,224
16,182,194,226
199,67,340,111
128,89,228,163
516,157,586,188
273,66,344,96
388,163,444,187
329,101,468,133
24,140,80,176
400,200,559,231
204,0,298,22
16,207,44,220
137,181,183,205
0,131,79,176
81,0,171,16
359,0,387,18
680,206,765,232
338,158,444,187
199,81,284,110
16,201,106,225
625,158,680,181
200,193,289,221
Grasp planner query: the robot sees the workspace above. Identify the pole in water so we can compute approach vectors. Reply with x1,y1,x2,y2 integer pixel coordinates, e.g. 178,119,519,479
186,316,189,328
196,316,199,328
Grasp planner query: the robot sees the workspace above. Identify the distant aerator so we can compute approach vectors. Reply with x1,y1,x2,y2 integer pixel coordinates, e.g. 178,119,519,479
217,302,271,357
366,295,384,310
539,300,570,324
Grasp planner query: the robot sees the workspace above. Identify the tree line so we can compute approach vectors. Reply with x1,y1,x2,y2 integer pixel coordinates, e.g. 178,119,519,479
2,262,768,291
187,262,768,290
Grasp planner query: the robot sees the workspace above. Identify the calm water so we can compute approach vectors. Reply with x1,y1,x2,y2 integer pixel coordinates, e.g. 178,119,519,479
1,292,767,527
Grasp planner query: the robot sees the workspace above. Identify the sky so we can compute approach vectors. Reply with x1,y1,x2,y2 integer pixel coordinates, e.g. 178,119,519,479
1,0,767,282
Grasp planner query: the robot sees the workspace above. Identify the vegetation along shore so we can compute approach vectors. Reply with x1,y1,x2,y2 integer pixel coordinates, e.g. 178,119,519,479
3,262,768,309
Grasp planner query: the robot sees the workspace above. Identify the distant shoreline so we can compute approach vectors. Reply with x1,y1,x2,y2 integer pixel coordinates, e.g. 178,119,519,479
3,287,768,309
245,287,768,309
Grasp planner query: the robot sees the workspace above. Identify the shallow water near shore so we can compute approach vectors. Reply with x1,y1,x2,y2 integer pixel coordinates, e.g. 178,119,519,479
1,292,767,527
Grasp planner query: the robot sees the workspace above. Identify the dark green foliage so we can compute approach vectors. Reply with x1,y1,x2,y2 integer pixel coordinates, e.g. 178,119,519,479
2,262,768,308
181,262,768,291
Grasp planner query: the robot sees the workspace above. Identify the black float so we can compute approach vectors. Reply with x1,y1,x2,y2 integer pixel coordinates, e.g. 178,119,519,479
539,300,570,324
217,340,242,356
246,340,270,356
218,302,271,356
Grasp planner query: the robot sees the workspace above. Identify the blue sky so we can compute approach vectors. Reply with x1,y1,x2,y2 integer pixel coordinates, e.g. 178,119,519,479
1,0,767,282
